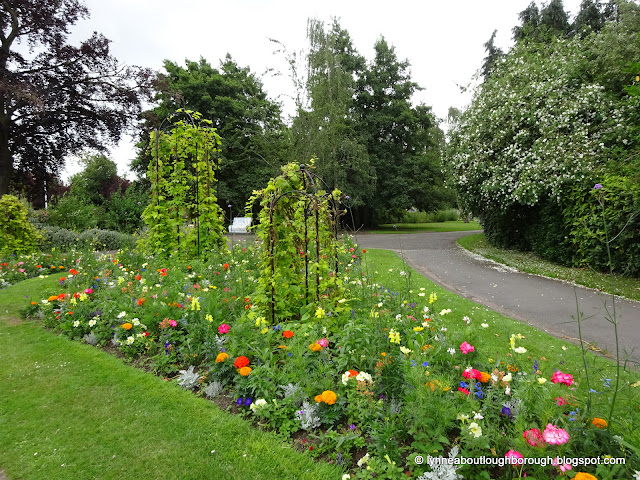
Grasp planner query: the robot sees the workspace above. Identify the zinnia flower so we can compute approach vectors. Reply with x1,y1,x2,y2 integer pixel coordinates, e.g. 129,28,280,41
238,366,252,376
542,423,569,445
218,323,230,334
215,352,229,363
459,341,475,354
234,356,250,368
121,322,133,330
523,428,546,447
282,330,294,339
505,450,523,465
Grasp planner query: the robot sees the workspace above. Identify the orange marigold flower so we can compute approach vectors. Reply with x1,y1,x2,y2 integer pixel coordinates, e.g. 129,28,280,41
282,330,294,339
121,322,133,330
574,473,598,480
309,343,322,352
48,295,58,302
314,394,323,403
478,372,491,383
321,390,337,405
215,352,229,363
238,366,252,376
31,301,37,305
234,356,250,369
591,417,607,429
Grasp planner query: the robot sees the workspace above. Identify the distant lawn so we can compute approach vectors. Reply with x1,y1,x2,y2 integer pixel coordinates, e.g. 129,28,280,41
371,220,482,233
458,233,640,302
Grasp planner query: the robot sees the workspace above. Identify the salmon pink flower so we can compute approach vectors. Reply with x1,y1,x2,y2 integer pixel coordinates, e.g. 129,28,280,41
542,423,569,445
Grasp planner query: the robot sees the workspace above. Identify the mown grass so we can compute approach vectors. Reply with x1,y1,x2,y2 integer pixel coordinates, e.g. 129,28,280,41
0,276,342,480
371,221,482,234
458,233,640,302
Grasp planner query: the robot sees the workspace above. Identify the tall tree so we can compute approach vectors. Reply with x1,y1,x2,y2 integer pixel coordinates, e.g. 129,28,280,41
354,38,449,224
513,1,541,41
540,0,571,36
290,18,373,210
481,29,504,81
136,56,287,216
0,0,151,199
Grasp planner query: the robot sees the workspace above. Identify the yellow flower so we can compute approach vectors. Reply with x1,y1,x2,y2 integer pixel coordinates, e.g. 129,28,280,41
388,329,400,344
205,314,213,323
238,366,252,376
315,307,325,318
574,473,597,480
215,352,229,363
413,326,424,332
121,322,133,330
538,377,547,384
309,343,322,352
314,394,323,403
429,292,437,304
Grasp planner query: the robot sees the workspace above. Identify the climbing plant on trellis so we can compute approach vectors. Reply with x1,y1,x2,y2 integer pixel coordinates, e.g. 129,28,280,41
247,162,345,323
139,110,226,258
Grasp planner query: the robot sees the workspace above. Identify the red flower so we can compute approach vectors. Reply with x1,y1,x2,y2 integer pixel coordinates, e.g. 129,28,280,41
234,356,250,369
222,263,230,270
135,274,142,281
458,387,470,395
69,268,79,275
282,330,294,339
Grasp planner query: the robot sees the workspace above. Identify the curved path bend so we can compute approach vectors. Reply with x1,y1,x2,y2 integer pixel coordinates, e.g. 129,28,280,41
356,231,640,365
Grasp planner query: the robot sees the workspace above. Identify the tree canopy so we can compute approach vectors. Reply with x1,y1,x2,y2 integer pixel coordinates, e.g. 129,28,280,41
0,0,151,200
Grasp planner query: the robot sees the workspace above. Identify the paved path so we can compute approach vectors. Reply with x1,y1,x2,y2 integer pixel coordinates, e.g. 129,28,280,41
356,231,640,365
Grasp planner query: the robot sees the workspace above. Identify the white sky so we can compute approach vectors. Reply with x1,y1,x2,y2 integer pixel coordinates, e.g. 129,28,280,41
63,0,585,181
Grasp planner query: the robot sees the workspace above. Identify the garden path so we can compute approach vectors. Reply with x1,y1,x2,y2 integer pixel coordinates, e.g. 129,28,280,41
356,231,640,366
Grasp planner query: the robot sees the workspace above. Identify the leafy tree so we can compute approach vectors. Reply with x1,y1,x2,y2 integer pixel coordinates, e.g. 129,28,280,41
353,38,449,224
540,0,571,36
0,0,151,201
573,0,606,36
289,19,373,213
68,154,122,206
513,1,541,41
136,56,287,218
481,30,504,81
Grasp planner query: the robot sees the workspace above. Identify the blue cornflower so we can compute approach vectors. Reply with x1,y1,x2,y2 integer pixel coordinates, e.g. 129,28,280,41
533,359,539,373
460,381,469,389
422,361,429,367
602,377,611,388
411,360,416,367
501,406,512,418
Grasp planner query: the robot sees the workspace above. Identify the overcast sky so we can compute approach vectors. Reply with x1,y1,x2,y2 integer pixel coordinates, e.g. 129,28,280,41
64,0,585,180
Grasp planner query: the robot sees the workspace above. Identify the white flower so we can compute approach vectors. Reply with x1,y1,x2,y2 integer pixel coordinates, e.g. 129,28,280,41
439,309,452,315
126,336,135,345
357,453,370,467
399,346,412,355
132,318,140,326
514,347,527,354
423,306,429,313
250,399,267,412
447,347,456,356
88,319,97,327
399,271,406,276
395,314,402,321
356,371,373,383
463,316,470,324
473,411,484,420
503,373,513,382
456,413,469,422
418,292,425,297
117,311,126,319
481,323,489,328
72,320,80,328
342,475,351,480
468,422,482,438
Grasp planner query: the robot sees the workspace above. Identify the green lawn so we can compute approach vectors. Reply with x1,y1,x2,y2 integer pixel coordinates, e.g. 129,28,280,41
458,233,640,302
0,276,341,480
371,220,482,234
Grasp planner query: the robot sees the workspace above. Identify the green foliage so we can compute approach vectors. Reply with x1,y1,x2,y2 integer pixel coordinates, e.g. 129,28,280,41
0,195,43,256
564,176,640,276
248,162,345,323
139,110,227,258
46,194,101,231
101,184,149,234
39,226,135,251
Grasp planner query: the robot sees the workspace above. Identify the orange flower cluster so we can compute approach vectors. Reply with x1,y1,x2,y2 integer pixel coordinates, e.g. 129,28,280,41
234,356,250,369
591,417,607,429
121,323,133,330
282,330,294,339
309,343,322,352
238,366,252,376
314,390,337,405
215,352,229,363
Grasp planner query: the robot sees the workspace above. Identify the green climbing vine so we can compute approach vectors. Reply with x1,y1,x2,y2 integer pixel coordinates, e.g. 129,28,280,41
139,110,226,258
247,162,345,323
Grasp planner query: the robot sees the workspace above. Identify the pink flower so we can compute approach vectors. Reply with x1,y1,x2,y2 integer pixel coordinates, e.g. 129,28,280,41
552,457,572,473
84,288,94,294
218,323,230,334
463,368,481,380
19,268,25,272
543,423,569,445
555,396,567,406
505,450,523,465
169,319,177,327
523,428,546,447
551,370,574,387
317,338,329,348
459,341,475,354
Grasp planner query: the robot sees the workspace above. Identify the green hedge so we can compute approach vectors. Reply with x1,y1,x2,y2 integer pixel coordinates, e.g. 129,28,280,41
39,226,136,251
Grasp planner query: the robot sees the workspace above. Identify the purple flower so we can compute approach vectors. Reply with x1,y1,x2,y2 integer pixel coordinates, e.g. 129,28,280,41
244,398,252,406
237,398,244,406
594,184,603,189
345,195,350,199
228,204,232,208
349,424,356,430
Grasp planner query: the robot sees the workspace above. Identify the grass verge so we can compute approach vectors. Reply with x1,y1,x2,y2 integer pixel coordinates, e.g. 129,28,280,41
0,277,341,480
371,221,482,234
457,233,640,302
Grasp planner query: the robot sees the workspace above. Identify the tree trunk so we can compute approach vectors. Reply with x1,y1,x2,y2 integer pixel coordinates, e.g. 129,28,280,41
0,122,12,197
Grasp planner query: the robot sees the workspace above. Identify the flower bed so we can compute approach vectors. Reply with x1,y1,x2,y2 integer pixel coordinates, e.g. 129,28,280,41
24,241,640,479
